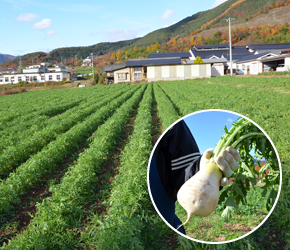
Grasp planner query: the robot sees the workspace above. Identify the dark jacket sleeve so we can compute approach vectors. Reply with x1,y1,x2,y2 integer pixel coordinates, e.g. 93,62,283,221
154,120,201,201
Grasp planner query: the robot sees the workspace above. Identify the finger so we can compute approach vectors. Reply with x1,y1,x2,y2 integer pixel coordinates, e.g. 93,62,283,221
220,177,229,186
203,148,214,160
226,146,241,162
220,149,239,172
216,155,233,177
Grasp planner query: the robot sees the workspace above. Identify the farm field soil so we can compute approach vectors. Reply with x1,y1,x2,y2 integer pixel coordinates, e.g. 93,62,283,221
0,77,289,249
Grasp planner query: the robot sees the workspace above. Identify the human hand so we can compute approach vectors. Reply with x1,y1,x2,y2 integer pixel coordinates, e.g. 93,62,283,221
200,146,241,186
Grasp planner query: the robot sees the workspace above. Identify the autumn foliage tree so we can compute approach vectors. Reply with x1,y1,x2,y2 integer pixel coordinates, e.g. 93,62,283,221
152,42,161,51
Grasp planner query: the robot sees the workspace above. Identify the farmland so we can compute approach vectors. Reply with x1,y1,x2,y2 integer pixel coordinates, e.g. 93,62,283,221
0,76,289,249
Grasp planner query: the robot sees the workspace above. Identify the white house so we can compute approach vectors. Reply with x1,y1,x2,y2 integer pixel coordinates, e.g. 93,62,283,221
235,52,278,75
260,53,290,72
81,57,92,67
0,63,70,85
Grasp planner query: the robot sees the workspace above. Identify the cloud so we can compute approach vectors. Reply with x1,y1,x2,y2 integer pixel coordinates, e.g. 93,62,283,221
16,13,39,22
227,118,234,123
46,30,56,36
32,19,51,30
212,0,228,8
104,29,139,42
159,9,175,21
60,44,67,48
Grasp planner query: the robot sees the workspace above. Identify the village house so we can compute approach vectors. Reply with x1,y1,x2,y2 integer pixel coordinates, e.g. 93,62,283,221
103,56,211,84
102,42,290,83
0,63,71,85
81,57,93,67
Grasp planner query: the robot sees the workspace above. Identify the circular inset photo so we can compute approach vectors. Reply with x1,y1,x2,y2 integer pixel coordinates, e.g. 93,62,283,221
147,110,281,244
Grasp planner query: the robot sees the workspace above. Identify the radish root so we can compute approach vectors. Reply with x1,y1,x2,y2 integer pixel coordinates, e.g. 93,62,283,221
177,213,191,230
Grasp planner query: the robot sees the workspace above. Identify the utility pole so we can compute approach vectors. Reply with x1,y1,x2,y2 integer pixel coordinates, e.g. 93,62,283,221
91,53,94,81
225,17,235,76
42,65,47,88
18,56,22,73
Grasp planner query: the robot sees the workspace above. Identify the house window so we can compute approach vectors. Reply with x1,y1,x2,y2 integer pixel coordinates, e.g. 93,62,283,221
134,72,142,81
11,77,14,82
33,76,37,81
26,76,29,82
242,64,245,71
5,77,9,82
134,67,142,72
236,65,239,70
18,76,22,81
57,75,61,80
49,75,52,80
41,75,45,80
0,78,2,82
118,73,126,80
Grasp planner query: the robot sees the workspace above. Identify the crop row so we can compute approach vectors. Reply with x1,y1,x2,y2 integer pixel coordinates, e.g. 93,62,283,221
153,83,179,131
82,83,170,249
0,89,80,124
0,86,130,179
0,84,141,220
0,84,127,154
0,84,125,134
1,84,147,249
0,84,122,125
0,99,81,131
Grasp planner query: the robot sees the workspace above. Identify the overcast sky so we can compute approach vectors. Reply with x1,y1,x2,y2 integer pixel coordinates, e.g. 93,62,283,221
0,0,228,56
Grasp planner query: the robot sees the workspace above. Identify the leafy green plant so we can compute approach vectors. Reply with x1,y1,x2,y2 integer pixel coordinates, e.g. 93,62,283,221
212,117,280,222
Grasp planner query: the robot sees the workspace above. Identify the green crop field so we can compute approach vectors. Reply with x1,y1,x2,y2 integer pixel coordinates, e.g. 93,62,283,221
0,76,289,249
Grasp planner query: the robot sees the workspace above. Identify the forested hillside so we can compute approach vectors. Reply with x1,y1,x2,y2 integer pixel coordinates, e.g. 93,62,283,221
0,54,16,64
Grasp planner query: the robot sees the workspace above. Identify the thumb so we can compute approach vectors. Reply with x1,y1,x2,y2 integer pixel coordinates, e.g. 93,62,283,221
203,148,214,160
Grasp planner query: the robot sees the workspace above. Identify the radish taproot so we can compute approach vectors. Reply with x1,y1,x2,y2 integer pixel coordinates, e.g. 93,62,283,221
176,117,275,229
177,162,222,229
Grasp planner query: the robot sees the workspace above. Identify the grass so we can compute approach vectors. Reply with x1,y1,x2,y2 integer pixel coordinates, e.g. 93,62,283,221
258,71,290,76
175,184,279,243
76,67,94,74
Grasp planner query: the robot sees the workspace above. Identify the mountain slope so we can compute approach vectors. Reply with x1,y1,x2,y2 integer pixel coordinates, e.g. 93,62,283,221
0,54,16,64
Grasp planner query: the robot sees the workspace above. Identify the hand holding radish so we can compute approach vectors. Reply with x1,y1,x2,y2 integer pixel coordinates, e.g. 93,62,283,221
200,146,241,186
176,146,241,230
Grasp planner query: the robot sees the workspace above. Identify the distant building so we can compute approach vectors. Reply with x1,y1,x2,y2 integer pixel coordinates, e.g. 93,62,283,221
0,63,70,84
103,57,211,84
102,42,290,82
82,57,93,67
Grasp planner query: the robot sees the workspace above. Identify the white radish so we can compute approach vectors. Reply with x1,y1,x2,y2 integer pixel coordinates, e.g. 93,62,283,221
177,162,222,229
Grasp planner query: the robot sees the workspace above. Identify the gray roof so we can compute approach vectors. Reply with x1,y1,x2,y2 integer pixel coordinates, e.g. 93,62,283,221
247,43,290,51
235,52,276,63
126,57,182,67
194,44,229,50
0,68,16,73
103,64,126,72
260,53,290,62
191,45,253,60
203,58,228,63
149,52,191,59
